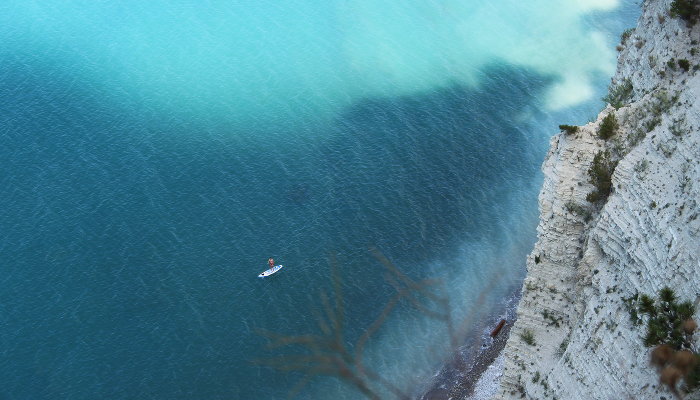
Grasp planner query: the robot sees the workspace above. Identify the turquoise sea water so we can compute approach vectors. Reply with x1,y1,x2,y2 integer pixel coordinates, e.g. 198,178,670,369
1,1,638,399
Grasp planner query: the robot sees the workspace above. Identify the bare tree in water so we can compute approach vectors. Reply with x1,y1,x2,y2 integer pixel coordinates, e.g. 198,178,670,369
254,248,496,399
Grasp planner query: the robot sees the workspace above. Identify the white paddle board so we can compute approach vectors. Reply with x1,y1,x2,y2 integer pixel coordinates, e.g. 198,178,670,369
258,265,283,278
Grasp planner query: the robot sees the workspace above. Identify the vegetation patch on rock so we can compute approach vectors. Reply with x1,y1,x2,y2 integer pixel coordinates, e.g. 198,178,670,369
598,113,619,140
671,0,700,25
558,124,579,135
626,288,699,396
603,78,634,109
586,151,617,203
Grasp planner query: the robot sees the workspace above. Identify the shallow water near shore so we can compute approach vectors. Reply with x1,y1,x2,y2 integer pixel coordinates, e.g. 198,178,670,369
1,1,638,399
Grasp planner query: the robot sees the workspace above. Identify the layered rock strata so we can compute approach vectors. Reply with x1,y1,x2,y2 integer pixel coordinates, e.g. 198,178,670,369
495,0,700,398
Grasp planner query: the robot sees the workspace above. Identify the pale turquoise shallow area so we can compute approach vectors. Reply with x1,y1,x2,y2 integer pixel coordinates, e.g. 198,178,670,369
0,1,638,399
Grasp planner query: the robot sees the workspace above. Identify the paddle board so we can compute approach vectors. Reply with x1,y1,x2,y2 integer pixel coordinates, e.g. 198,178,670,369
258,265,283,278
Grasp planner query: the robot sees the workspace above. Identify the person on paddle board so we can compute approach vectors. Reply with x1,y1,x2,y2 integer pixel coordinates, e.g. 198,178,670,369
268,258,275,269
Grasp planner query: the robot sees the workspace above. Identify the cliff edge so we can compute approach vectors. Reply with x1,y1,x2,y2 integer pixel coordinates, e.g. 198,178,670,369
495,0,700,398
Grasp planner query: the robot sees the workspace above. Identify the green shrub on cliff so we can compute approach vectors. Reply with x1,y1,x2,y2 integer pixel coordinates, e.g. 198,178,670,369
565,200,592,221
586,151,617,203
638,288,695,348
603,78,633,109
671,0,700,25
598,113,618,140
620,28,635,45
558,124,579,134
626,288,700,394
520,329,536,346
668,58,678,71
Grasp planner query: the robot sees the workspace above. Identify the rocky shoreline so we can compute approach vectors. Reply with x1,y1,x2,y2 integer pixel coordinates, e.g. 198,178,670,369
418,285,521,400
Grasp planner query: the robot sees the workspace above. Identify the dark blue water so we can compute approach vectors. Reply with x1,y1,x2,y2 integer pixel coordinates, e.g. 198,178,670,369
0,1,639,399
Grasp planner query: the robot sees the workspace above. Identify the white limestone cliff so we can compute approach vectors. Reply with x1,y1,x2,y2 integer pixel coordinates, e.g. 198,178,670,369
494,0,700,398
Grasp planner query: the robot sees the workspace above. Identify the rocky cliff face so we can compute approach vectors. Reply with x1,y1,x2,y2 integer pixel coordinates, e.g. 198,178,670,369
495,1,700,398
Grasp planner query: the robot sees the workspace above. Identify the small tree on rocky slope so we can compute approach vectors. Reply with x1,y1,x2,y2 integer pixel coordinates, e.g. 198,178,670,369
670,0,700,25
586,151,617,203
628,288,700,396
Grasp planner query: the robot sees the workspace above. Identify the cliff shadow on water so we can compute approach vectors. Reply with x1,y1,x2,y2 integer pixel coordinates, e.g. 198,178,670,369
259,64,554,398
311,63,551,314
322,63,551,260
